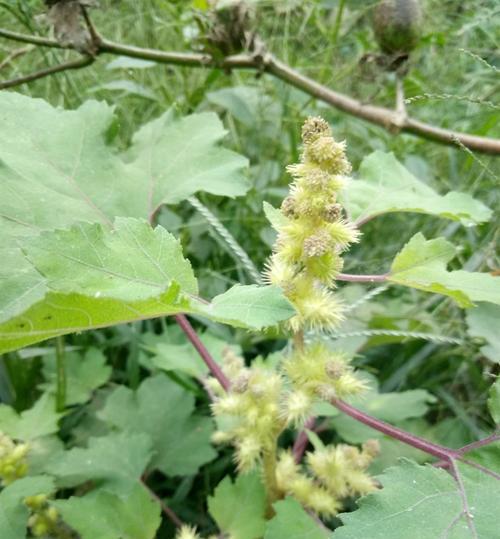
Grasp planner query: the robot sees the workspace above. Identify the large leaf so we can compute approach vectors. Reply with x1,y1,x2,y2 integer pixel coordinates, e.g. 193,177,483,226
208,471,267,539
0,219,294,353
0,92,248,323
388,233,500,308
46,431,153,491
126,108,249,205
0,393,62,440
344,151,491,225
54,484,161,539
98,374,216,476
264,497,330,539
335,459,499,539
0,476,55,539
488,379,500,426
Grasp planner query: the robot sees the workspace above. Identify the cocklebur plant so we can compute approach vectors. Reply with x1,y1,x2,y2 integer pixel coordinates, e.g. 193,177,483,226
0,432,29,485
208,117,378,519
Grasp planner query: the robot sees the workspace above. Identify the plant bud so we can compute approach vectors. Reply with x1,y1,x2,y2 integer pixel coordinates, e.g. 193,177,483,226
301,116,331,143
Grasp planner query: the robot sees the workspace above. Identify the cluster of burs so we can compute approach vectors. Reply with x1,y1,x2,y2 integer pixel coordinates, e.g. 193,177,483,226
0,432,62,537
206,118,379,523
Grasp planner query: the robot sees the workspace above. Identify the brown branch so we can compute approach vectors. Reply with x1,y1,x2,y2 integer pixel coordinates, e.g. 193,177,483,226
1,28,499,154
0,54,94,90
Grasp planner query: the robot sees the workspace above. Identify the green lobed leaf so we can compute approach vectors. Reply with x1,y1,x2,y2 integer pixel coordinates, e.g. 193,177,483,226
208,471,267,539
343,151,491,225
264,497,330,539
39,347,111,405
466,303,500,363
0,92,248,324
0,219,294,353
98,374,216,476
126,108,249,205
45,431,153,492
0,476,55,539
388,233,500,308
0,393,62,440
335,459,499,539
54,484,161,539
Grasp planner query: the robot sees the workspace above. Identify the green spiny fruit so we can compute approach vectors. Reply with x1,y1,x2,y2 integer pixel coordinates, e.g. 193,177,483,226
373,0,423,55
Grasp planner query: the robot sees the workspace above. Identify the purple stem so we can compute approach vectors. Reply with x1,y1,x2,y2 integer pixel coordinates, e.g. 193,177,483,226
331,398,460,461
337,272,388,283
434,433,500,469
175,314,231,391
293,417,316,463
142,480,183,528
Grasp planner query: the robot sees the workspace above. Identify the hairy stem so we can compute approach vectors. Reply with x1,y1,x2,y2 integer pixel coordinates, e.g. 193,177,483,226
174,314,231,391
262,444,281,516
292,417,316,463
331,398,460,460
55,336,66,413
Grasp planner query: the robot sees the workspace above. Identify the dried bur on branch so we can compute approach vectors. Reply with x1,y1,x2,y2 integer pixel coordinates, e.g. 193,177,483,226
205,118,379,524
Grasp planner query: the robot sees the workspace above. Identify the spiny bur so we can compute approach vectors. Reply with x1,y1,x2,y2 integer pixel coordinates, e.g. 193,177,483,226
0,432,29,485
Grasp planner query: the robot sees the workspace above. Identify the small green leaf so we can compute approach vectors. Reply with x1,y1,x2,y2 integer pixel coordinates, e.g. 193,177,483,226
344,151,491,225
263,201,289,229
40,347,111,405
46,431,153,491
466,303,500,363
335,459,499,539
54,484,161,539
0,476,55,539
389,233,500,307
0,393,62,440
200,284,295,329
208,471,267,539
264,497,330,539
488,379,500,425
98,374,216,476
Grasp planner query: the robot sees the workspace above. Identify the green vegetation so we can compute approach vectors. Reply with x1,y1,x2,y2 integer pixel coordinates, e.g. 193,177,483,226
0,1,498,538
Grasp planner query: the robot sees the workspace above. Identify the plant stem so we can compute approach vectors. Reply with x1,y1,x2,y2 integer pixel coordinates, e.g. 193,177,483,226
331,0,346,45
337,273,389,283
55,336,66,412
175,314,231,391
331,398,460,461
262,444,280,516
292,417,316,463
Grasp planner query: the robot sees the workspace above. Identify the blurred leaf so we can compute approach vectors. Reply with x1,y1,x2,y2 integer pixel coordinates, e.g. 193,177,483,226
0,476,55,539
488,379,500,425
98,374,216,476
106,57,157,70
0,393,61,440
54,484,161,539
264,497,330,539
389,233,500,307
40,347,111,405
345,151,492,225
466,303,500,363
91,80,158,100
208,471,267,539
46,431,153,491
335,460,499,539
